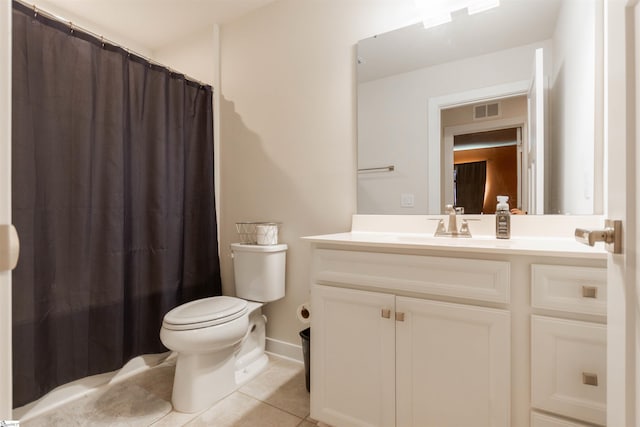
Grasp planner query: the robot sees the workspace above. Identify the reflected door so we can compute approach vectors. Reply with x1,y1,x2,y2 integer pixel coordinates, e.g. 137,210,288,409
527,47,546,214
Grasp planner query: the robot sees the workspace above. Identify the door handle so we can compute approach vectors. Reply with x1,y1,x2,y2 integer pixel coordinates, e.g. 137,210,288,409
0,224,19,271
575,219,622,254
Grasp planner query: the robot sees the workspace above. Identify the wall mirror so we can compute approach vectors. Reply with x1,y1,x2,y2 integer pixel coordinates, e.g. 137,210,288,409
357,0,604,215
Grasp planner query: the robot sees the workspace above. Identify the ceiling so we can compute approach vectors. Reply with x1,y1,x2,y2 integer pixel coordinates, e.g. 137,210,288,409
357,0,563,82
29,0,276,51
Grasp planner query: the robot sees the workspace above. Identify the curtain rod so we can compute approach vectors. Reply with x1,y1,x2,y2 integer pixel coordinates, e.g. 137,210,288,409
13,0,213,90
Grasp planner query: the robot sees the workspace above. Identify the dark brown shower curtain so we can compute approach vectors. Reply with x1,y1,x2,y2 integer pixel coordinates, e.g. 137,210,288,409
11,1,221,407
454,161,487,214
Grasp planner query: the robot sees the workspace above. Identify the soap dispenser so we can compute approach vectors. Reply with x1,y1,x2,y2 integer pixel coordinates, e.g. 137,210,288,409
495,195,510,239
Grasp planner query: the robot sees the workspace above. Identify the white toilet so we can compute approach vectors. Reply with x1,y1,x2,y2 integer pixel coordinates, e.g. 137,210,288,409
160,243,287,413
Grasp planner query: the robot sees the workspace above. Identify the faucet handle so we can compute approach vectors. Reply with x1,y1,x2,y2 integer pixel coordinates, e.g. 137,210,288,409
459,220,472,237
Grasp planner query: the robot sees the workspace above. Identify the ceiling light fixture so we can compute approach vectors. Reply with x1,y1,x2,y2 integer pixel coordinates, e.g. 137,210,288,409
414,0,500,29
467,0,501,15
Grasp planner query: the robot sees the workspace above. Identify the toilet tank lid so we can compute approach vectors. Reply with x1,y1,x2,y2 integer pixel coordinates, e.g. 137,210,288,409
231,243,288,253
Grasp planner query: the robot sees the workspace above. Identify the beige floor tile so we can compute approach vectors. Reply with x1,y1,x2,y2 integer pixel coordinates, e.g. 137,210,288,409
150,409,201,426
298,418,319,427
185,392,302,427
239,356,310,418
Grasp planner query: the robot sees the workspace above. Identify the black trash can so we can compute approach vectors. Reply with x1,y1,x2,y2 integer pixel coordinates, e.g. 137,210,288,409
299,327,311,392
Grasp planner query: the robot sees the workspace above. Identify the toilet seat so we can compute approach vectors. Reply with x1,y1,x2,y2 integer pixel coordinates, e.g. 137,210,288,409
162,296,248,331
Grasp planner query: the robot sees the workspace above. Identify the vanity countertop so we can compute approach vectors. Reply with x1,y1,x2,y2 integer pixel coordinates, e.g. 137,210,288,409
302,231,607,259
303,215,610,259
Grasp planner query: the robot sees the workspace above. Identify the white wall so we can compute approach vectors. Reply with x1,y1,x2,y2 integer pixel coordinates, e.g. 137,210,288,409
358,41,548,214
549,0,601,214
218,0,420,349
153,27,217,86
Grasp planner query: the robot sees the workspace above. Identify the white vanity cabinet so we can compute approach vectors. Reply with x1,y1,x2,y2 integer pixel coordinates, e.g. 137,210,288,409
395,297,510,427
311,285,396,427
310,249,511,427
305,231,608,427
530,264,607,426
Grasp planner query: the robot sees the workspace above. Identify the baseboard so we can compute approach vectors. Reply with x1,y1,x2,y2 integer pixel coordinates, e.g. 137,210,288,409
265,337,303,364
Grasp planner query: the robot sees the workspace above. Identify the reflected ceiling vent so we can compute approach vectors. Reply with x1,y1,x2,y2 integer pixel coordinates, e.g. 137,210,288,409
474,102,500,120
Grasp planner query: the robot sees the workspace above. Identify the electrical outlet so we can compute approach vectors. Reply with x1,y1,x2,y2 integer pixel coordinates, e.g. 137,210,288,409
401,193,415,207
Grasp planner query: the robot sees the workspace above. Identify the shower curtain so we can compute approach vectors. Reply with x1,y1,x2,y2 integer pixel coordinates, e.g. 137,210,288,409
11,1,221,407
454,161,487,214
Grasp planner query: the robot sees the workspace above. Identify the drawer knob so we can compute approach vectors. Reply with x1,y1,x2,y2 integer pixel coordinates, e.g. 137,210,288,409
381,309,391,319
582,286,598,298
395,312,405,322
582,372,599,386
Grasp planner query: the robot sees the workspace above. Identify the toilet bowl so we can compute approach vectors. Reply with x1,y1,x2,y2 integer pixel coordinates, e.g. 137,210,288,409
160,243,287,413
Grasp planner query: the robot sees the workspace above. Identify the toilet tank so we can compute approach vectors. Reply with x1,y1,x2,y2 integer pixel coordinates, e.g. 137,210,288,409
231,243,287,302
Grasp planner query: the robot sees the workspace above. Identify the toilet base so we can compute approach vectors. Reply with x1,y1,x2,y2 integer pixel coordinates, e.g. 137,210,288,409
172,346,238,413
236,352,269,386
170,303,269,413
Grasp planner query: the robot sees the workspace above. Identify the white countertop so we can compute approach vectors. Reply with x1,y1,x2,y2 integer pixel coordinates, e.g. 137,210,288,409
302,231,607,259
303,215,609,258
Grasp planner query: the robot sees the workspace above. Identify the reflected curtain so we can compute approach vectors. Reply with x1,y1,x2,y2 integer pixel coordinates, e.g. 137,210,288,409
11,1,220,407
454,161,487,214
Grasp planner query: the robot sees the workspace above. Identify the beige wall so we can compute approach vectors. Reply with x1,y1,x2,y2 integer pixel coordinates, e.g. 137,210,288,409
218,0,415,348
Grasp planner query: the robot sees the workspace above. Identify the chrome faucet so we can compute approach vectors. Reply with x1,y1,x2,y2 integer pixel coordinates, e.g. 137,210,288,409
434,204,472,237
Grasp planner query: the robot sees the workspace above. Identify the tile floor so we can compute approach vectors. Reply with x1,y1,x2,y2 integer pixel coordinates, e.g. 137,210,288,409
21,355,317,427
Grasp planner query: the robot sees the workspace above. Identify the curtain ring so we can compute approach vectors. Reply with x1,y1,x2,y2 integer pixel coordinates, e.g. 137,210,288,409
69,22,74,35
33,5,38,18
100,36,105,48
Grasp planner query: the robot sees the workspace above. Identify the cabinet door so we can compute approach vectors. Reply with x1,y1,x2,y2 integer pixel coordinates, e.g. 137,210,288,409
531,411,592,427
311,285,396,427
531,316,606,425
396,297,511,427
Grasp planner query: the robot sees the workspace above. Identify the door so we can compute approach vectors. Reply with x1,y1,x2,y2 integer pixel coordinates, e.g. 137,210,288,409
527,47,546,214
395,297,510,427
310,285,396,427
606,0,639,425
0,1,12,418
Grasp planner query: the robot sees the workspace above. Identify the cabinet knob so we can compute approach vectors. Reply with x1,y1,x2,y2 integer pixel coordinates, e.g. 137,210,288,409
582,286,598,298
381,308,391,319
582,372,598,386
395,312,405,322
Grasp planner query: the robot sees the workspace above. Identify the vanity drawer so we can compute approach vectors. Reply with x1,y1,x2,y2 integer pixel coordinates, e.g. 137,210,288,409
312,249,510,303
531,264,606,315
531,411,592,427
531,315,606,426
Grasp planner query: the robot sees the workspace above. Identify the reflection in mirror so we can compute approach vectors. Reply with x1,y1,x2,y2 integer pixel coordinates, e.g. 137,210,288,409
357,0,604,215
442,95,526,214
